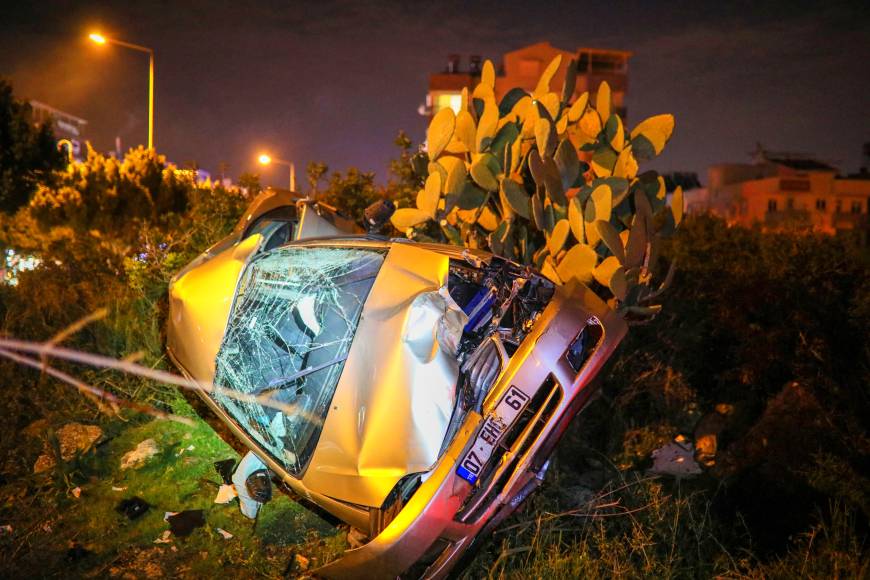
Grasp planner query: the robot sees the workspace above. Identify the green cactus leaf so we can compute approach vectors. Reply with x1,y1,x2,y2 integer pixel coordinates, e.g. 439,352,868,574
613,146,638,179
500,178,531,219
592,255,621,286
534,54,562,97
538,93,560,121
579,109,603,141
568,197,585,243
630,114,675,159
428,161,447,185
595,81,611,123
595,220,625,263
544,197,556,231
556,242,597,284
481,59,496,89
625,212,648,268
531,191,545,230
609,266,629,300
554,139,580,190
455,110,477,154
440,221,462,246
547,219,570,255
535,118,554,158
528,149,546,186
476,96,499,152
499,87,529,117
584,184,613,247
490,122,520,168
444,158,467,196
456,181,487,210
392,207,432,230
417,171,441,217
671,185,684,226
541,255,561,284
605,114,625,152
567,91,589,122
561,59,578,104
543,156,567,206
427,108,455,160
591,146,618,177
470,153,500,191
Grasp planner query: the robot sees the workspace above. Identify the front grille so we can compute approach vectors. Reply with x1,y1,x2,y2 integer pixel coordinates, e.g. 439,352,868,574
456,376,562,523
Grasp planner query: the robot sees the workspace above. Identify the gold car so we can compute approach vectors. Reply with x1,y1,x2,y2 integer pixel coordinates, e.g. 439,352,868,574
167,191,626,578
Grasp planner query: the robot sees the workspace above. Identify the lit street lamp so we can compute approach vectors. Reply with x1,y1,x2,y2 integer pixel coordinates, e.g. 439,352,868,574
258,153,296,192
89,32,155,149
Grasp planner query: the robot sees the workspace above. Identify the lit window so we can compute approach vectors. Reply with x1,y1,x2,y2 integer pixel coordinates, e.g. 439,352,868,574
434,93,462,114
767,199,778,212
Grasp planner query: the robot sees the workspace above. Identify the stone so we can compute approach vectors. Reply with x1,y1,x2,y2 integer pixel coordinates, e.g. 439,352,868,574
33,423,103,473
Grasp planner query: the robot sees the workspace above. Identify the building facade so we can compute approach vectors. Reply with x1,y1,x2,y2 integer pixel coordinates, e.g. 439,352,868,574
704,147,869,236
29,100,88,161
425,42,631,119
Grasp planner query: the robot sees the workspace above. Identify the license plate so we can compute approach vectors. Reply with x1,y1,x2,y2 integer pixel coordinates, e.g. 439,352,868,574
456,385,531,484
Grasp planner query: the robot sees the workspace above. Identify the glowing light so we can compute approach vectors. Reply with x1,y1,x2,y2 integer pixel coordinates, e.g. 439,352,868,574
257,154,272,166
89,33,107,45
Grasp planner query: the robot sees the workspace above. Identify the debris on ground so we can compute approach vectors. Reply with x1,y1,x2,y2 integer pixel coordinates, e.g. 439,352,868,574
120,439,159,470
694,403,734,467
33,423,104,473
346,527,368,549
116,497,151,520
71,486,82,498
153,530,172,544
294,553,310,571
214,459,236,484
176,444,195,456
216,527,233,540
649,435,702,478
165,510,205,537
0,524,12,535
112,486,127,491
214,484,237,504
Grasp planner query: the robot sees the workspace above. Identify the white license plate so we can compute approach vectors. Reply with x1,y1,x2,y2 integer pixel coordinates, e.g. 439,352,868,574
456,385,532,484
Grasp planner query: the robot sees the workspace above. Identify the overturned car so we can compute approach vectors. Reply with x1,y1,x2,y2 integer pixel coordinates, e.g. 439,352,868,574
167,190,627,578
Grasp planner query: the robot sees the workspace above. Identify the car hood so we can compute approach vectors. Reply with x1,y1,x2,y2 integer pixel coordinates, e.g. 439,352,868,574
301,242,463,507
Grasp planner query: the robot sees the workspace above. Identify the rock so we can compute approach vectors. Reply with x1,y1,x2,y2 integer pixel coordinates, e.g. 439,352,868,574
33,423,103,473
693,403,735,467
294,554,310,571
649,436,702,478
121,439,159,470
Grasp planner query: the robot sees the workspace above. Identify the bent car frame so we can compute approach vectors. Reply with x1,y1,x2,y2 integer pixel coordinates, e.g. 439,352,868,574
167,191,627,578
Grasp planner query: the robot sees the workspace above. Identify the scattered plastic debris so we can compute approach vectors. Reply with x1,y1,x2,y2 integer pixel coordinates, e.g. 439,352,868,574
347,527,367,549
176,444,196,456
154,530,172,544
214,459,236,484
111,486,127,492
41,523,52,533
649,436,703,478
120,439,159,470
294,554,310,571
214,484,237,504
33,423,103,473
216,528,233,540
0,524,12,535
166,510,205,537
116,497,151,520
233,452,268,519
71,487,82,498
163,511,178,521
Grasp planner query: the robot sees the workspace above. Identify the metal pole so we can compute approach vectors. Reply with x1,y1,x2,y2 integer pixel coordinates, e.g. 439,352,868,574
148,50,154,149
290,162,296,192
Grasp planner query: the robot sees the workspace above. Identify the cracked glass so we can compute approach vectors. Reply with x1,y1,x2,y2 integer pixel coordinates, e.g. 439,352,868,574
213,246,386,475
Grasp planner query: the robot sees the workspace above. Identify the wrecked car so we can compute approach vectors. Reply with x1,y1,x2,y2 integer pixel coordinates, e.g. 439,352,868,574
167,190,627,578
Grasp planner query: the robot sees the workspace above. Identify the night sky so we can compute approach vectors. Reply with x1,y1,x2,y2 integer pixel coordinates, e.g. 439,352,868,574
2,0,868,188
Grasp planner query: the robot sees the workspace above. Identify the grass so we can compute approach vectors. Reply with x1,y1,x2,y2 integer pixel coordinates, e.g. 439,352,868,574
0,405,347,577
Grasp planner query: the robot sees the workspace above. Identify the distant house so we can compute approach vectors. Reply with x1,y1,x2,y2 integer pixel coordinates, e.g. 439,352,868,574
423,41,631,119
29,100,88,161
705,145,869,236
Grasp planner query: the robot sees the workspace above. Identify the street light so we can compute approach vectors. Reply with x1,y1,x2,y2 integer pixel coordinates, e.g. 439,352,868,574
257,153,296,192
89,31,155,149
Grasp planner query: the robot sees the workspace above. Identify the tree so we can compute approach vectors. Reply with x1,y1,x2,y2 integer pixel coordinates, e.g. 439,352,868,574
0,78,64,213
386,130,424,209
318,167,382,220
306,162,328,198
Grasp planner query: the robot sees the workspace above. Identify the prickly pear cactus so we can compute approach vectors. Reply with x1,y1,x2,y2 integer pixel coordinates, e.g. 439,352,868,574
391,56,682,318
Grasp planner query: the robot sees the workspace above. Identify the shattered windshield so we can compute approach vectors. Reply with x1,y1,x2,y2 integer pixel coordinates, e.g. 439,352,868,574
213,246,385,475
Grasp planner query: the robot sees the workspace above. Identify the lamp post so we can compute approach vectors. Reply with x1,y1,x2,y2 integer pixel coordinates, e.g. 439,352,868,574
89,32,155,149
258,154,296,192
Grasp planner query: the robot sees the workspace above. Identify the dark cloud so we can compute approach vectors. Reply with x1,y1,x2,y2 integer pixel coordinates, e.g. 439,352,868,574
1,0,868,186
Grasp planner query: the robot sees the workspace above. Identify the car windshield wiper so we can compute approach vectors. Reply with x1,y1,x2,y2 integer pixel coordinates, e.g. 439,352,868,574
250,354,349,396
